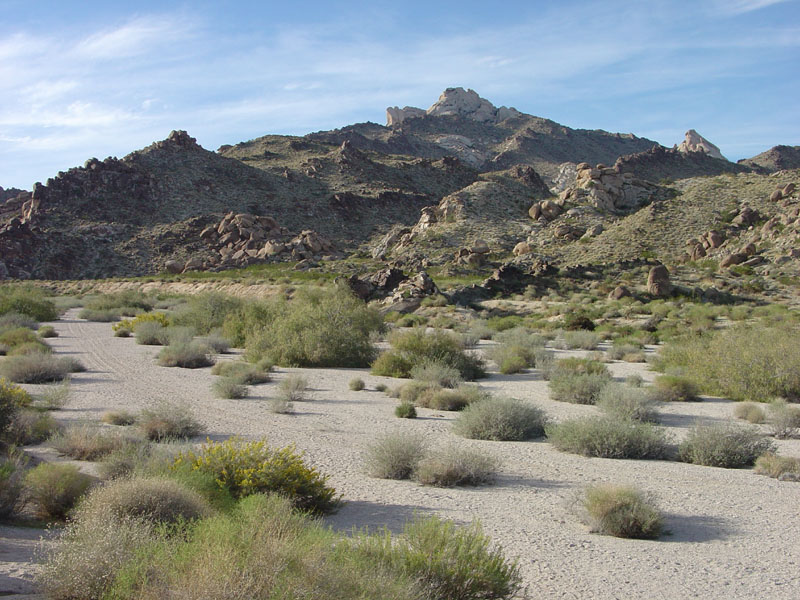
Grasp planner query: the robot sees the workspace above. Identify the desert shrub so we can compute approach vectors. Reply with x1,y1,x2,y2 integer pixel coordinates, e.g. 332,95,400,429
134,321,167,345
157,341,214,368
50,424,138,461
414,444,499,487
76,476,212,525
0,311,39,331
0,377,31,433
559,330,602,350
654,326,800,402
396,313,427,328
197,330,230,353
34,379,71,410
278,374,308,402
395,401,417,418
534,348,556,379
375,383,388,392
733,402,766,424
650,374,700,402
409,360,463,388
0,343,8,355
0,286,58,321
365,432,428,480
114,327,131,337
269,395,294,414
356,515,521,600
372,329,485,380
553,357,609,377
563,312,595,331
626,373,645,387
0,326,39,347
8,339,52,355
84,291,153,313
597,384,658,422
139,401,204,441
25,463,92,519
78,308,122,322
546,417,669,459
211,360,270,384
161,326,197,346
348,377,365,391
212,377,249,399
102,410,137,426
113,312,170,334
60,356,86,373
754,452,800,479
173,437,340,514
767,400,800,438
549,372,610,405
243,287,383,368
0,353,74,383
454,397,548,441
417,384,489,411
38,325,58,338
398,380,440,404
582,484,663,539
36,505,158,600
487,327,546,374
96,442,155,480
678,423,775,468
4,409,59,445
487,315,524,331
0,449,27,518
171,292,243,335
607,343,643,361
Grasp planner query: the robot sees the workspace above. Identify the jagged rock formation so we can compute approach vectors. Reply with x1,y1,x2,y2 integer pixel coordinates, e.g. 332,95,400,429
0,186,26,203
677,130,727,161
614,145,748,182
739,145,800,173
557,162,659,213
386,87,522,126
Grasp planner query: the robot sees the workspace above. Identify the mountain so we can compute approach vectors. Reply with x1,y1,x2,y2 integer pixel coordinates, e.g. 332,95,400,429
738,145,800,173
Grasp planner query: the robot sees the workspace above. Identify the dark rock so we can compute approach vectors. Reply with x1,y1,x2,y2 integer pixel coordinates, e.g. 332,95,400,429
647,265,672,296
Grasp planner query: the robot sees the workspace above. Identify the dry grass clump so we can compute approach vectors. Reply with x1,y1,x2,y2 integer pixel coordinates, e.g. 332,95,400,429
454,397,548,441
34,379,71,410
767,400,800,438
546,417,670,459
395,401,417,418
102,410,137,426
650,374,701,402
24,463,92,519
365,432,428,479
138,401,205,441
211,360,270,384
597,384,658,422
157,341,215,368
414,444,499,487
582,484,663,539
409,360,463,388
555,330,602,350
50,424,139,461
4,409,59,445
0,449,27,518
678,423,775,468
417,385,488,411
733,402,766,424
76,476,212,525
0,353,78,383
754,452,800,479
349,377,365,391
211,377,249,399
278,374,308,402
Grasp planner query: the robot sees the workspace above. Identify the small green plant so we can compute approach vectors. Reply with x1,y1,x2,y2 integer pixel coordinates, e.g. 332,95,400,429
454,397,548,441
212,377,249,399
546,417,669,459
349,377,365,391
173,437,340,514
582,484,663,539
365,432,427,479
25,463,92,519
678,423,775,468
139,401,205,441
414,444,499,487
395,401,417,418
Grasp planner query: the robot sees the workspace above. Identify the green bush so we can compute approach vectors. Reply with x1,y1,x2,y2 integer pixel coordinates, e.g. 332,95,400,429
84,291,153,312
416,384,488,411
38,325,58,338
597,384,658,422
8,339,52,355
754,452,800,479
113,312,170,334
157,341,215,368
486,315,524,331
487,327,546,374
733,402,766,424
173,437,340,514
0,286,58,321
0,326,39,347
549,372,610,405
558,330,602,350
546,417,669,459
414,444,499,487
654,326,800,402
678,423,775,468
356,515,521,600
139,401,205,441
211,377,248,399
582,484,663,539
349,377,365,391
0,353,74,383
211,360,270,384
395,401,417,418
563,312,595,331
651,374,700,402
171,292,243,335
134,321,167,345
78,308,123,322
454,397,548,441
25,463,92,519
243,287,383,368
365,432,427,480
0,311,38,332
75,476,212,525
1,377,31,434
372,329,485,380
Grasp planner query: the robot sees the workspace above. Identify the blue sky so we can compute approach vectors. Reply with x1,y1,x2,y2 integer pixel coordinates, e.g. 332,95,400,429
1,0,798,189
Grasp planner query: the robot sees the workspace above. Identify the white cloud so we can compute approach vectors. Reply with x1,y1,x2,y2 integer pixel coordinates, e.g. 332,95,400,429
73,16,194,60
715,0,793,15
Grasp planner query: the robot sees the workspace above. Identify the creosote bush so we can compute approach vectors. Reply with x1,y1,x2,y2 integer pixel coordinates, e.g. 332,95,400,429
678,423,775,468
173,437,340,514
454,397,548,441
582,484,663,539
409,360,463,388
139,401,204,441
546,416,669,459
417,385,488,411
372,329,485,381
548,372,610,405
486,328,546,374
0,286,58,322
1,377,31,433
25,462,92,519
134,321,167,345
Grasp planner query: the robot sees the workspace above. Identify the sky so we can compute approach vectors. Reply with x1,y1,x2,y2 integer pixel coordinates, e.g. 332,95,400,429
1,0,798,189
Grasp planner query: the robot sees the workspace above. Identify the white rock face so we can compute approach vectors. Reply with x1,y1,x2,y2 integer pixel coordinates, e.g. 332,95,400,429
385,87,523,126
677,129,727,161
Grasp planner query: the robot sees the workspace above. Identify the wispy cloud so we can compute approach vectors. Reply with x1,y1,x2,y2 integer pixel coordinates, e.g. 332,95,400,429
714,0,793,15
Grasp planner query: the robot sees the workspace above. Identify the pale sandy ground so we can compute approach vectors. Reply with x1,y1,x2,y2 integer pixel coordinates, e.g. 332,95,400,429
3,309,800,599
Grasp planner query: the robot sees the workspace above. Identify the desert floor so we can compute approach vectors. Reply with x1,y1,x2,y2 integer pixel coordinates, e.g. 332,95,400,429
3,310,800,599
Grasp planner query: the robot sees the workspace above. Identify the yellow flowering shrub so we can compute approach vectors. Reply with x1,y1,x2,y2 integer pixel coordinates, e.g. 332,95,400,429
112,312,170,333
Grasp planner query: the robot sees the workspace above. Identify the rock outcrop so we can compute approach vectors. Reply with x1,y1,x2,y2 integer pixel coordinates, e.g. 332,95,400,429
614,145,748,182
647,265,672,297
738,145,800,173
677,130,727,161
386,87,522,127
558,162,658,213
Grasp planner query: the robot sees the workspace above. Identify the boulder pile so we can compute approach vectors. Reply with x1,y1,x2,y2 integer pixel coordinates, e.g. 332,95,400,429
558,162,658,213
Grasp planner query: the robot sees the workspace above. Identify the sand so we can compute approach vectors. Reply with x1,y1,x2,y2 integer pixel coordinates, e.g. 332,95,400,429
3,310,800,599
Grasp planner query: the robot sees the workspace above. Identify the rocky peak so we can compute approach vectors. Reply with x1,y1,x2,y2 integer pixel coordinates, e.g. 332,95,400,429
386,87,522,126
677,129,726,161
